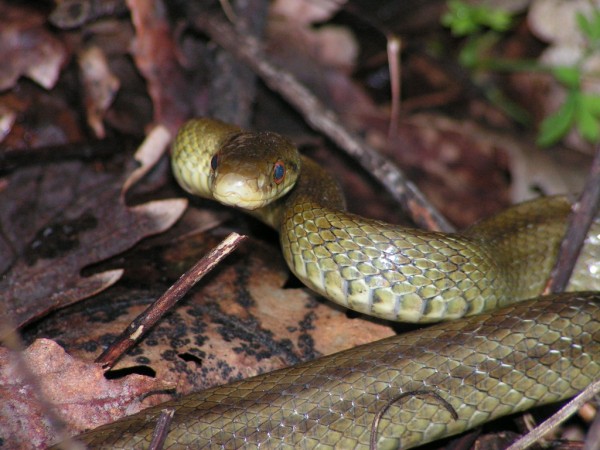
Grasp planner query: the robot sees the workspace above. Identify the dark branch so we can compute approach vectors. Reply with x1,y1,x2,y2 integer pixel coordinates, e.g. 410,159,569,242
95,232,247,369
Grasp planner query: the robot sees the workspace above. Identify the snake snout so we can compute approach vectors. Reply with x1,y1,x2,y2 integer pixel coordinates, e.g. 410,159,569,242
213,172,265,210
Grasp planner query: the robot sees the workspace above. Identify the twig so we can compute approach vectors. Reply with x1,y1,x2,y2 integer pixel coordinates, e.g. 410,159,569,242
387,34,402,141
218,0,237,23
148,408,175,450
544,145,600,294
584,407,600,450
95,232,247,368
0,138,138,174
506,379,600,450
370,390,457,450
189,11,454,233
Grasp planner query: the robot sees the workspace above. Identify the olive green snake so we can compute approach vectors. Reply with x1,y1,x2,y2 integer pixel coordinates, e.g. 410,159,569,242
65,119,600,449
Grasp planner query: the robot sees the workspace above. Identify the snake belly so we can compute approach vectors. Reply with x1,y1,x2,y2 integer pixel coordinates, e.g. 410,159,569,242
61,119,600,449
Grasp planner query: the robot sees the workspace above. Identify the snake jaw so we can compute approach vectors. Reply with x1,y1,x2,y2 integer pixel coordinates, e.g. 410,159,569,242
212,172,267,210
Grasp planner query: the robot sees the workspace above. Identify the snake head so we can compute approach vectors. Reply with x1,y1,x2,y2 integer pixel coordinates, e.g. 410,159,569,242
210,131,301,210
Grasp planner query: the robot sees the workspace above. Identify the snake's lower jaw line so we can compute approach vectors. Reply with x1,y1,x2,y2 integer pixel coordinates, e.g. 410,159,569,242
213,174,263,210
214,192,263,210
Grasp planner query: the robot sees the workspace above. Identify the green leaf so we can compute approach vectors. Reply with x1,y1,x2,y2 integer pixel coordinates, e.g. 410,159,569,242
458,33,495,67
581,93,600,116
576,93,600,142
576,12,594,39
481,8,512,32
441,0,513,36
537,93,578,147
552,66,581,89
576,105,600,142
485,86,531,126
442,1,480,36
591,10,600,41
458,38,479,68
576,10,600,42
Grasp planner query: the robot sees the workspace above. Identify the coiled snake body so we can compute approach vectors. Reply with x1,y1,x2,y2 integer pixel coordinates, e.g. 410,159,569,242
71,119,600,449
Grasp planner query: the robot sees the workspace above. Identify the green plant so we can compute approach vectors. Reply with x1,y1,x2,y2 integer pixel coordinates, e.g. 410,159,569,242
538,66,600,146
441,0,513,36
537,10,600,146
442,0,600,147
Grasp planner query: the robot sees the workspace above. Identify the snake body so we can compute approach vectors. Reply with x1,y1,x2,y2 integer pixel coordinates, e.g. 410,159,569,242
72,294,600,449
171,119,600,322
68,119,600,449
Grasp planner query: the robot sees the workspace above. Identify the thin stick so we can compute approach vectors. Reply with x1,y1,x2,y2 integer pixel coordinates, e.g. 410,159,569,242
387,35,402,141
190,11,454,233
506,378,600,450
148,408,175,450
95,232,247,368
218,0,237,23
370,390,457,450
544,145,600,294
0,138,136,174
584,409,600,450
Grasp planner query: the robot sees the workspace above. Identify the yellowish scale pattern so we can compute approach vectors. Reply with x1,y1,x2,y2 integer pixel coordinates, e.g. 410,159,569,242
281,202,504,322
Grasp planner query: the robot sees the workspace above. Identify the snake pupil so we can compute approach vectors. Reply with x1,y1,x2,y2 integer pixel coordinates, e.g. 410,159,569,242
273,160,285,184
210,154,218,171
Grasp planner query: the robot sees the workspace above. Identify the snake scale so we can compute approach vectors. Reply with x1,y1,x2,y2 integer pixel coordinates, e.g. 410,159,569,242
65,119,600,449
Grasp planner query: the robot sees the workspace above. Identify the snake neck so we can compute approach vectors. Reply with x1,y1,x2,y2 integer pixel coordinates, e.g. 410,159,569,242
251,156,346,230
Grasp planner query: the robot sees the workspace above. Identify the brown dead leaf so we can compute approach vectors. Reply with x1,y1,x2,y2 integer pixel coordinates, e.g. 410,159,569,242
272,0,346,25
0,338,172,449
0,83,86,151
265,4,382,134
354,113,512,227
383,113,588,223
269,20,359,73
78,45,121,138
31,230,395,400
268,0,357,73
50,0,130,29
0,2,68,91
126,0,191,133
0,126,186,329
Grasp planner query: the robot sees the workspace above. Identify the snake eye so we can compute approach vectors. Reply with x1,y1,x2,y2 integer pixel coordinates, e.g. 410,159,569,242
210,154,219,171
273,160,286,184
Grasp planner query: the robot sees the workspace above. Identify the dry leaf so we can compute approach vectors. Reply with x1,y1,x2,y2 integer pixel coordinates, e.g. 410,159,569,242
271,0,346,25
78,45,121,138
0,3,67,90
50,0,130,29
126,0,190,133
0,126,186,328
0,339,172,449
268,0,358,73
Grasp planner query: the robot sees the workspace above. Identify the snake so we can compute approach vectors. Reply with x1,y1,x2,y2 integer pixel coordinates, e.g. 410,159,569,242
63,118,600,449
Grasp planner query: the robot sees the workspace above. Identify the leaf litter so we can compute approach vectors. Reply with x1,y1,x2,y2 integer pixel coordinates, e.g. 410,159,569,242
0,125,186,329
1,0,597,448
